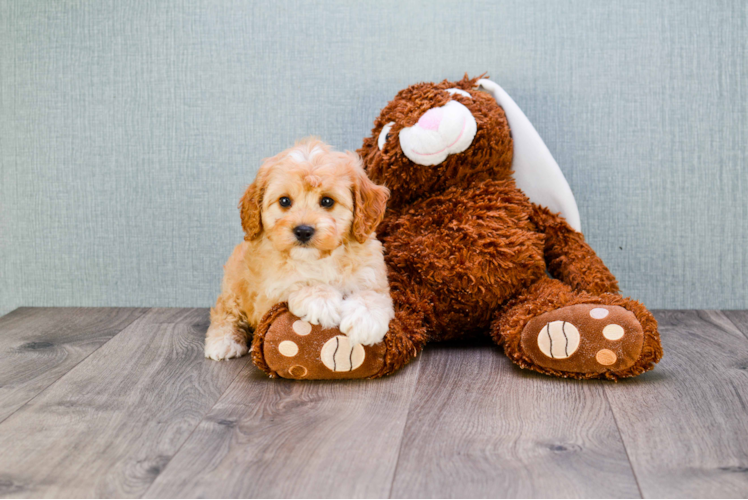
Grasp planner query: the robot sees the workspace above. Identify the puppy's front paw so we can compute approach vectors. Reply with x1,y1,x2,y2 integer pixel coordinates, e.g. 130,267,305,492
205,327,249,360
340,294,392,346
288,285,343,329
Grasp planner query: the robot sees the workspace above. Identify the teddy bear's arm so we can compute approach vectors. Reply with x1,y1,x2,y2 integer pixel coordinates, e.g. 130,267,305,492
375,207,403,240
530,203,620,296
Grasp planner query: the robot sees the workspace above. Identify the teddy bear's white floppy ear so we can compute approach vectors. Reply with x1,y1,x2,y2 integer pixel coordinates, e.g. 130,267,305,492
477,79,582,232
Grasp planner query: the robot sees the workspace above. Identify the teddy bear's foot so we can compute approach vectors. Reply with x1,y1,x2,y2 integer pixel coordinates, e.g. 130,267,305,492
252,306,386,380
519,304,645,377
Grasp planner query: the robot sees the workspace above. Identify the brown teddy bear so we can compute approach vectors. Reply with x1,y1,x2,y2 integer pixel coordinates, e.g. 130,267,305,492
251,75,663,380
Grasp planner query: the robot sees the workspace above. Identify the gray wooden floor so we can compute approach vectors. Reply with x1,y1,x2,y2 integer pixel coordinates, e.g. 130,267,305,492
0,308,747,498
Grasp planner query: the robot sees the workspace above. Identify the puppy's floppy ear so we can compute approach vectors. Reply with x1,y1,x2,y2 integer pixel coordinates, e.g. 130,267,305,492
239,166,268,241
350,152,389,243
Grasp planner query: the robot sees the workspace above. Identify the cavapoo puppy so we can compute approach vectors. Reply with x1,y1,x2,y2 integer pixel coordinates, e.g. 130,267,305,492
205,138,393,361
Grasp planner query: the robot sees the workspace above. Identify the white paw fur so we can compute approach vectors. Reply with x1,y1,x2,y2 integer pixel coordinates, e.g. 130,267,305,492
340,291,394,346
205,328,249,360
288,285,343,329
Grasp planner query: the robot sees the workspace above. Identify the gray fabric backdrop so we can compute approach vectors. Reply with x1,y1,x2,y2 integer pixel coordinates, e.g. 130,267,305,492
1,0,746,316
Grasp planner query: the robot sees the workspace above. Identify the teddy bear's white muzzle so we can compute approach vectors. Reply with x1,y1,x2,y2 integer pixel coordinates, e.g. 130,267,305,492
399,100,477,166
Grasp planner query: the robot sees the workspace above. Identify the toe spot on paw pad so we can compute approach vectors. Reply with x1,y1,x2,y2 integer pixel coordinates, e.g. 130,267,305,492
596,349,617,365
602,324,625,340
292,320,312,336
288,365,307,377
278,340,299,357
590,308,609,319
537,321,580,359
321,336,365,372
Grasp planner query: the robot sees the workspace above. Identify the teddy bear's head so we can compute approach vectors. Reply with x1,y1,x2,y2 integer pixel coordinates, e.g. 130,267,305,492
358,75,513,208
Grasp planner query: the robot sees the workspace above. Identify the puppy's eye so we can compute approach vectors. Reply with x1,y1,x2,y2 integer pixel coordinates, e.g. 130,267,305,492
320,197,335,208
377,122,395,150
279,196,292,208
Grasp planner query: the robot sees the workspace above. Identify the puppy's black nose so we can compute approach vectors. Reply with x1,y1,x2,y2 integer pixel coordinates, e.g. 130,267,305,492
293,225,315,243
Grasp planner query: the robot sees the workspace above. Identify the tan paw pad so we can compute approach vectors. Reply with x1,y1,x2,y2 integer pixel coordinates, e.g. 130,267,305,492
292,320,312,336
521,304,644,375
262,311,387,380
537,321,580,359
278,340,298,357
590,308,609,319
602,324,625,340
288,365,307,378
320,336,365,372
596,349,617,365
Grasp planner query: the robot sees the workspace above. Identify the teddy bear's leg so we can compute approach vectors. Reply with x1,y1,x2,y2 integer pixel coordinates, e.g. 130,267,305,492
491,277,662,380
530,203,620,296
250,282,428,380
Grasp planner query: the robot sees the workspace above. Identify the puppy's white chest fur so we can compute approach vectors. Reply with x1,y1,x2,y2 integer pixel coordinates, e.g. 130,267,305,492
261,245,353,301
243,237,388,328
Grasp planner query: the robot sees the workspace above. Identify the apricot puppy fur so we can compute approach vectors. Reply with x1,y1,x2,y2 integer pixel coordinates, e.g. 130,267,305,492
205,139,393,361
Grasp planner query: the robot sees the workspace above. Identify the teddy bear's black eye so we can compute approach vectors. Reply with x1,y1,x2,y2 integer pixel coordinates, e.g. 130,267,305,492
279,196,292,208
320,197,335,208
378,122,395,150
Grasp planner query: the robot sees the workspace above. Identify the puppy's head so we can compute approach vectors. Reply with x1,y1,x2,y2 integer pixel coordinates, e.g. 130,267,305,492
240,138,389,260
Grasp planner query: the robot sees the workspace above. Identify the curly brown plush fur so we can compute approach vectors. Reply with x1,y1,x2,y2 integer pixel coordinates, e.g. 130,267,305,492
356,75,662,379
250,302,290,378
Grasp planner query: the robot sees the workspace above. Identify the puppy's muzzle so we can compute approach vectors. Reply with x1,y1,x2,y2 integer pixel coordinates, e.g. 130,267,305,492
293,225,315,243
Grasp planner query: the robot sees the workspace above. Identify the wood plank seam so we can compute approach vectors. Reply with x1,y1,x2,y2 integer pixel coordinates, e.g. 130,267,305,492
0,308,255,498
386,415,412,499
388,348,445,499
602,385,644,499
389,342,643,498
723,311,748,341
386,361,422,499
603,310,748,498
143,355,423,497
138,362,255,499
0,307,148,427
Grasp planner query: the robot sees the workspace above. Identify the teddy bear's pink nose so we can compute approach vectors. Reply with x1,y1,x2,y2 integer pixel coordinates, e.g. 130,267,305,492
417,107,444,131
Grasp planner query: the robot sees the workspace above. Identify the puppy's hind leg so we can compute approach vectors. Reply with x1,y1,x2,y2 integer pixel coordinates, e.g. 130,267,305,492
205,293,250,361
